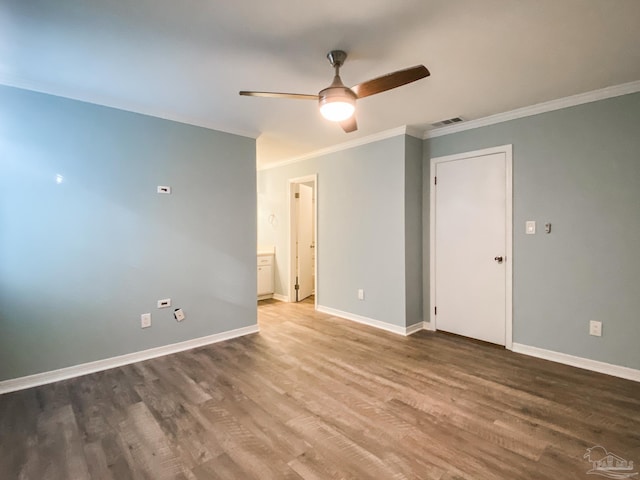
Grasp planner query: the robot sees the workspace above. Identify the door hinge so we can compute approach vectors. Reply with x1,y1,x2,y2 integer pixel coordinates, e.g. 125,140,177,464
295,192,300,199
434,306,437,315
434,176,437,185
294,284,300,290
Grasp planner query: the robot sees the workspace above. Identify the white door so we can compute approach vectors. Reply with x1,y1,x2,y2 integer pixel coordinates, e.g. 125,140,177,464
433,150,509,345
296,184,314,301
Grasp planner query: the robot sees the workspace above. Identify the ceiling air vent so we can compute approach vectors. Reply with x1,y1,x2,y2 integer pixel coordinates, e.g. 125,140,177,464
431,117,464,128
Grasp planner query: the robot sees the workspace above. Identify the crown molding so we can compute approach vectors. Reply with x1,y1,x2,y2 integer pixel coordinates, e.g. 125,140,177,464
258,79,640,169
405,125,424,139
258,125,414,171
7,73,638,158
424,80,640,139
0,75,260,140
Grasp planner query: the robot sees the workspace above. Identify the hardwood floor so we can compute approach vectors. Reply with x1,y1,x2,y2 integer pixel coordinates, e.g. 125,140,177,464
1,298,639,479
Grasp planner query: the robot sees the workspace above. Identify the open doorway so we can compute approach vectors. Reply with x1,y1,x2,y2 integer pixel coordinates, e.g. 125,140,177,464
288,175,317,307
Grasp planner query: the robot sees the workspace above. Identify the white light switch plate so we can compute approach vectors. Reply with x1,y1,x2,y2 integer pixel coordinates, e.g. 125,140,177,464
526,221,536,235
141,313,151,329
157,186,171,194
589,320,602,337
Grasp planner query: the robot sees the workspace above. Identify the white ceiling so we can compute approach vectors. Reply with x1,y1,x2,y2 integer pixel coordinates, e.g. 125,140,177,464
2,0,640,167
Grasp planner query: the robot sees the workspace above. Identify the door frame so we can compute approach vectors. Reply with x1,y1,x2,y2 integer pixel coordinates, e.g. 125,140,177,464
288,174,318,308
429,145,513,350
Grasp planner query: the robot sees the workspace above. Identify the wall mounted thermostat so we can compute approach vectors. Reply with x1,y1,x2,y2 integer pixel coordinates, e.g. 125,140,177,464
157,186,171,194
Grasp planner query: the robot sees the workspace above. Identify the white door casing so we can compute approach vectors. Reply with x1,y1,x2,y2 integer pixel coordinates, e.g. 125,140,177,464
288,174,318,308
297,184,314,301
429,145,513,348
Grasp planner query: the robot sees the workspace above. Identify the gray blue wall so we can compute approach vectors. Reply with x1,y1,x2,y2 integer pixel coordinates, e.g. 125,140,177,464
0,86,257,381
425,92,640,369
404,136,423,327
258,135,422,328
6,82,635,382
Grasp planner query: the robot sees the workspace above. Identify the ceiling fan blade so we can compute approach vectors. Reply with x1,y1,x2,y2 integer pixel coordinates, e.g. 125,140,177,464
340,116,358,133
239,91,319,100
351,65,430,99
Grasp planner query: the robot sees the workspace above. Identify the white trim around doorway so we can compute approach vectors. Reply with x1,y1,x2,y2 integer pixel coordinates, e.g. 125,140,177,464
287,174,318,309
429,145,513,350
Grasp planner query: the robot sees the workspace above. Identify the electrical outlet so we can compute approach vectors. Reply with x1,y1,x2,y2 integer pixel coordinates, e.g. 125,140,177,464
157,298,171,309
589,320,602,337
141,313,151,329
357,289,364,300
174,308,185,322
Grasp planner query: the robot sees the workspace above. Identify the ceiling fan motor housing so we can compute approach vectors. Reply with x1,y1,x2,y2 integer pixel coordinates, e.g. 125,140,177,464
319,82,357,104
318,53,357,122
327,50,348,68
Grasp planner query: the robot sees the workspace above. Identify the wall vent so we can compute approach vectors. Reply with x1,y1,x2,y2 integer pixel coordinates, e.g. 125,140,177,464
431,117,464,128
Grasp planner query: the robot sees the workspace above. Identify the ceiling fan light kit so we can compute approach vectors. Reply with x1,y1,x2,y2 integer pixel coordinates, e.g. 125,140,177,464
318,84,357,122
319,94,356,122
240,50,430,133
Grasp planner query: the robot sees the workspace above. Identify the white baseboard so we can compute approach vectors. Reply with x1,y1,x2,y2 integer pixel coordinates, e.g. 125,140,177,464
422,321,434,331
316,305,419,336
405,322,425,336
512,343,640,383
257,294,273,301
0,324,260,395
272,293,289,302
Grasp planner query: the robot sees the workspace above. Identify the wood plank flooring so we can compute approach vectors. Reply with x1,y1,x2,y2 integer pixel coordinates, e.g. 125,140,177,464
1,297,639,479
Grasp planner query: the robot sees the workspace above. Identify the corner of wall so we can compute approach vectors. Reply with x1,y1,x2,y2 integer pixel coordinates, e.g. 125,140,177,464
404,135,424,327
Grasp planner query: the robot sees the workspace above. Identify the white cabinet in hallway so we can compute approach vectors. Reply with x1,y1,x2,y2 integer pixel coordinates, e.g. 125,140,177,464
257,253,274,299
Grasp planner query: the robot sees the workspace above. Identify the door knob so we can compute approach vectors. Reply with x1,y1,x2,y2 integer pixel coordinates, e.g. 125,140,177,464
494,256,504,264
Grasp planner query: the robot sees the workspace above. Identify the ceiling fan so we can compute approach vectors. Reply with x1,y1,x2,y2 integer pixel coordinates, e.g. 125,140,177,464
239,50,430,133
